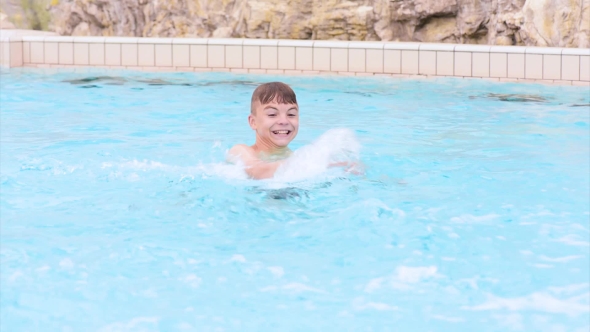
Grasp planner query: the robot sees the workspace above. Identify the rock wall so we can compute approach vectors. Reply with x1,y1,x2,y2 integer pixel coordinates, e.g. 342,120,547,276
47,0,590,47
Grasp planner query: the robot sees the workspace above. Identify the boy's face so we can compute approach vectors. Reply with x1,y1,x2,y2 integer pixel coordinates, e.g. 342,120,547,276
249,99,299,149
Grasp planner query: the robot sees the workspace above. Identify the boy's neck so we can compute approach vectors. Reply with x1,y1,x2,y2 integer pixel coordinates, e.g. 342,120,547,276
252,142,291,160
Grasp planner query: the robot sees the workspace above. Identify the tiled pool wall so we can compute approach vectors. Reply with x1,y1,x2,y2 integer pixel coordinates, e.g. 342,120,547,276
1,33,589,85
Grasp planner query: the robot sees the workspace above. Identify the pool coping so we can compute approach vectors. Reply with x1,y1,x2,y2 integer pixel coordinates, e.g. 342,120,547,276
1,29,589,86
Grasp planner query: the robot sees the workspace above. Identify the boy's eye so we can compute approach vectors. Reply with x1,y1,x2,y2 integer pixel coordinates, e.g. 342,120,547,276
288,114,296,117
268,114,276,117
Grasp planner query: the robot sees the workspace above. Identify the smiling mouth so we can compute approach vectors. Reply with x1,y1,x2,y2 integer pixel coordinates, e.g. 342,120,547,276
272,130,291,135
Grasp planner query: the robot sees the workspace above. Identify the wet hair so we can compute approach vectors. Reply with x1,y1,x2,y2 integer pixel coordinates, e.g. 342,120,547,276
251,82,297,113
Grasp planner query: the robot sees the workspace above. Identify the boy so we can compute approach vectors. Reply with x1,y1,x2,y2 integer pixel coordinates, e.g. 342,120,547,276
227,82,361,179
227,82,298,179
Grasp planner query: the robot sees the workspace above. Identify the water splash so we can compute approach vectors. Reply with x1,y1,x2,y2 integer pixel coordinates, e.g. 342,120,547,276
273,128,361,182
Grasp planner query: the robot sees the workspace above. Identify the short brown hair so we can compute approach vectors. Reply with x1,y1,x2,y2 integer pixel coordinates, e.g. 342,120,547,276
251,82,297,113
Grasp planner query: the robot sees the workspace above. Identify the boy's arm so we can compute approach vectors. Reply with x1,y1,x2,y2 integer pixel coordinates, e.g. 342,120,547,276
227,145,285,180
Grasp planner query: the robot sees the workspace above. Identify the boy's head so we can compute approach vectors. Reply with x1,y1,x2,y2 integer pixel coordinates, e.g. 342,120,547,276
249,82,299,149
250,82,298,114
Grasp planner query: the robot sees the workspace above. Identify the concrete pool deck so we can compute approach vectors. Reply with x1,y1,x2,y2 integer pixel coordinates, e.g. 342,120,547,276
1,29,589,86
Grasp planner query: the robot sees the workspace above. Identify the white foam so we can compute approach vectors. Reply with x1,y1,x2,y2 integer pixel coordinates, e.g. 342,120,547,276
272,128,361,182
547,283,589,295
355,302,399,311
98,317,159,332
396,265,439,283
179,274,202,288
450,214,499,224
554,235,590,247
365,265,441,292
431,314,465,323
102,159,249,181
539,255,584,263
230,254,247,263
260,283,325,294
100,128,361,184
267,266,285,278
464,292,590,316
59,258,74,269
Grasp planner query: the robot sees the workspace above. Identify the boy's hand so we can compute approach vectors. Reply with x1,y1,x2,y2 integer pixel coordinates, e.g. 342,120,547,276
329,161,365,175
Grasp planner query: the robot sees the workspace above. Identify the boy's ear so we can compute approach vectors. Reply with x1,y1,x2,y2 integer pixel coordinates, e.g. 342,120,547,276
248,113,256,130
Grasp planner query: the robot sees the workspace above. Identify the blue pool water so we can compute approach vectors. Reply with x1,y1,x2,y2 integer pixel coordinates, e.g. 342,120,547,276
1,69,589,331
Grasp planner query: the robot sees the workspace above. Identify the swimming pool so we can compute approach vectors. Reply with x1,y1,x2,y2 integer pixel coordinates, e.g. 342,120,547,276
1,69,589,331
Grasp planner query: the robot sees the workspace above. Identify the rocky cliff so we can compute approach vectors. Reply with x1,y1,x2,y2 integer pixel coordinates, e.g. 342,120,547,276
37,0,590,47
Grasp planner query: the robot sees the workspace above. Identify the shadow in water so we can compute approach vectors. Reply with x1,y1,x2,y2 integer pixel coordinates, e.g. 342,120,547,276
470,93,549,103
63,76,260,89
249,187,311,201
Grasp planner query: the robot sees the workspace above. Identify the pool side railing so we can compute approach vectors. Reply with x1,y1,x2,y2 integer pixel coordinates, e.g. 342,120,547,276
1,29,589,86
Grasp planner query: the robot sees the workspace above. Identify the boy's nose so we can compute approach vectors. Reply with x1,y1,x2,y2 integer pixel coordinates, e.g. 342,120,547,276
277,114,289,123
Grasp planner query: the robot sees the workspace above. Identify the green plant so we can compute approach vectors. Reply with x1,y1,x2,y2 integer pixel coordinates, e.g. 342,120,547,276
20,0,51,30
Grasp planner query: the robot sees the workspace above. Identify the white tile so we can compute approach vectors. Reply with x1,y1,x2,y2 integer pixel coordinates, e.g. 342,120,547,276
105,43,121,66
59,43,74,65
295,47,313,70
562,48,590,56
561,55,580,81
104,37,137,44
278,40,314,47
225,45,242,68
525,46,561,55
454,52,471,76
384,42,420,50
490,46,526,54
348,48,365,72
9,42,22,67
436,51,453,76
209,38,242,46
420,43,455,51
23,41,30,63
419,50,436,75
138,44,155,66
45,36,74,43
401,50,418,74
173,38,208,45
472,52,490,77
490,53,507,77
384,49,401,73
155,44,173,66
454,44,490,53
72,37,105,43
331,48,347,72
313,48,330,71
261,46,278,69
243,39,278,46
348,41,383,49
278,46,295,70
89,43,105,65
0,42,7,66
243,46,260,69
525,54,543,79
314,41,348,48
121,44,138,66
74,43,89,65
45,42,59,64
507,54,525,78
173,44,189,67
30,42,44,63
543,54,560,80
208,45,224,68
138,37,173,44
366,49,383,73
21,36,46,42
580,56,589,81
190,45,207,67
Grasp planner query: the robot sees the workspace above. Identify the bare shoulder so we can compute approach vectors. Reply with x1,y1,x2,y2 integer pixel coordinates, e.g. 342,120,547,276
227,144,256,164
